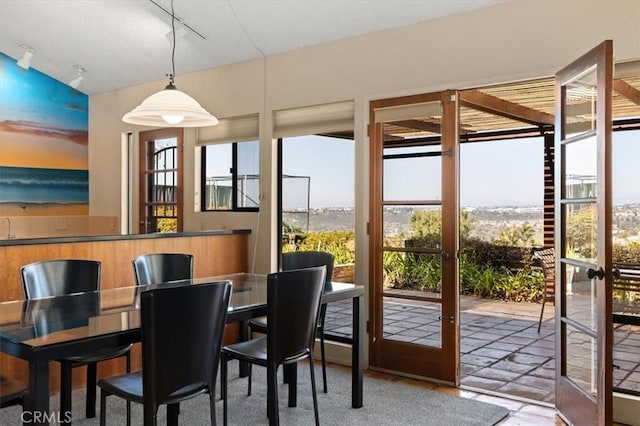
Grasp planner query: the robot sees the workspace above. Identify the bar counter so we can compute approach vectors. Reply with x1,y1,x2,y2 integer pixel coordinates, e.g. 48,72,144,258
0,229,251,394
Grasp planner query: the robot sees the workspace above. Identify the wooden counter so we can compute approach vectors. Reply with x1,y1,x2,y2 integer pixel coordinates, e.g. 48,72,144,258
0,229,250,395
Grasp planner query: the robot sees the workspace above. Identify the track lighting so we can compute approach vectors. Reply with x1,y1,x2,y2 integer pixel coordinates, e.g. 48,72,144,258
69,65,86,89
17,44,34,70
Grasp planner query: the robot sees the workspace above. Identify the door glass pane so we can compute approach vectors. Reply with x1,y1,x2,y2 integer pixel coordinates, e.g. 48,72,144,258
383,205,441,249
566,323,597,399
565,202,597,261
566,263,597,331
383,297,442,348
564,67,597,139
383,146,442,202
146,137,178,233
383,252,442,296
565,135,597,199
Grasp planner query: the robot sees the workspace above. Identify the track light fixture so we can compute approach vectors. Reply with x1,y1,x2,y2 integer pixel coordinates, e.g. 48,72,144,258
123,0,218,127
69,65,86,89
17,44,34,70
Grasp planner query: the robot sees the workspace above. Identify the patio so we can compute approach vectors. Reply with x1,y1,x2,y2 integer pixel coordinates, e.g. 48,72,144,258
324,296,640,404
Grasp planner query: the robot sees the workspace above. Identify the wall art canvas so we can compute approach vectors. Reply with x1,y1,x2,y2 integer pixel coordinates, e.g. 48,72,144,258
0,52,89,216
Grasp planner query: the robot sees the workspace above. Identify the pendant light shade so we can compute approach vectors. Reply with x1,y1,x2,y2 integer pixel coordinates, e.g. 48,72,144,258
122,83,219,127
122,0,218,128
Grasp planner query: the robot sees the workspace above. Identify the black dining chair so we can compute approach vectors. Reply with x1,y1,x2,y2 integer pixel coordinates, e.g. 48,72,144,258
132,253,194,286
20,259,132,423
97,280,232,426
0,375,28,410
247,251,334,393
221,266,326,426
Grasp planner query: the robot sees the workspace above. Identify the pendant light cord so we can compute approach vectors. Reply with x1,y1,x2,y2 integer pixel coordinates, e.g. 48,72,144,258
168,0,176,88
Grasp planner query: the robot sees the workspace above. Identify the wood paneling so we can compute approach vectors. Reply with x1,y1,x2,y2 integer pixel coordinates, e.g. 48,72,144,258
0,232,248,395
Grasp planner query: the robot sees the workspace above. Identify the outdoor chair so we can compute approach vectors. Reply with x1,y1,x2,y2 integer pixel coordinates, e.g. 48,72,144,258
533,248,555,333
20,259,132,422
221,266,326,426
97,280,232,426
248,251,334,393
132,253,194,286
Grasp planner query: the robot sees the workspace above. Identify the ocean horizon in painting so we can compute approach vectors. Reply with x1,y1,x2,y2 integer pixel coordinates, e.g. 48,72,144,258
0,166,88,204
0,52,89,211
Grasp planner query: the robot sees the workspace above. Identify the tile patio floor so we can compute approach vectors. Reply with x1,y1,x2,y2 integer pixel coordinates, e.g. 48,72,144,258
324,296,640,404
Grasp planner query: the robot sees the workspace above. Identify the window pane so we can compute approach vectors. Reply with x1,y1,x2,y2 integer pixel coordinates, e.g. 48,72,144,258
203,144,232,210
201,141,259,211
236,141,260,208
564,68,597,140
566,323,597,399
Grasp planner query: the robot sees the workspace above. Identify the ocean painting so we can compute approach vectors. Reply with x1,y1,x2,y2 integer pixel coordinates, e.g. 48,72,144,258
0,52,88,215
0,166,88,204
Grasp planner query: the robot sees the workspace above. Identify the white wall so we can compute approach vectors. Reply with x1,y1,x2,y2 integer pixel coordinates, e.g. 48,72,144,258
89,0,640,403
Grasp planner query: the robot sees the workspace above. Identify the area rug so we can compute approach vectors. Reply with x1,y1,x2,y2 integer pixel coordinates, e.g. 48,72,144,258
0,361,510,425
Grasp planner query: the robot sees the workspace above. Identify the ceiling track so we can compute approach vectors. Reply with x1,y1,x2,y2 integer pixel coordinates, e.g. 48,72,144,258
149,0,207,40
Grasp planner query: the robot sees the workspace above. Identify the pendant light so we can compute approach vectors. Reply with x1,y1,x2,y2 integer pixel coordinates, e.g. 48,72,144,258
122,0,218,127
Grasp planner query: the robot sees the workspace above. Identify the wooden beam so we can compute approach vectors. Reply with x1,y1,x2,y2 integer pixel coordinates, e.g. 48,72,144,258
460,90,555,126
393,119,442,134
613,79,640,106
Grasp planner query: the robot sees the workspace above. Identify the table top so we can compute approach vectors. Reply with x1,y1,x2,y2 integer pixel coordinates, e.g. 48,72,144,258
0,273,363,350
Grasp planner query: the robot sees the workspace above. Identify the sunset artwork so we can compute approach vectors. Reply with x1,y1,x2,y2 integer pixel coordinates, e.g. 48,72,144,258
0,52,89,216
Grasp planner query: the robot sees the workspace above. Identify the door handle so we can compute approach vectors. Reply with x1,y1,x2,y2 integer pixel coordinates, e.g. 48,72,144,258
587,267,605,280
440,251,451,260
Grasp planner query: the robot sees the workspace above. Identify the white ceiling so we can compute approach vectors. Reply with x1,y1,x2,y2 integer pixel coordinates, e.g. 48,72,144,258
0,0,505,95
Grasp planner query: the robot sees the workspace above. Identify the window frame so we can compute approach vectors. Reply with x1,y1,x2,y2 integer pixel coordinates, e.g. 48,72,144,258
200,141,259,212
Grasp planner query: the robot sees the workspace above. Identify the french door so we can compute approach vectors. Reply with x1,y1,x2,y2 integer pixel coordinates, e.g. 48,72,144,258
138,128,183,234
369,91,459,382
555,40,614,425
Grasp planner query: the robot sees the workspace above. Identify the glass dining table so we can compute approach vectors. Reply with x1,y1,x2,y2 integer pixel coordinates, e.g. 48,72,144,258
0,273,364,425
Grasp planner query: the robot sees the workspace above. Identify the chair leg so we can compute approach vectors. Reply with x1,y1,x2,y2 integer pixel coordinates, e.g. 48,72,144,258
86,362,97,418
538,295,547,333
99,389,108,426
167,403,179,426
320,332,327,393
125,352,131,426
247,364,252,396
60,361,73,425
221,354,228,426
309,358,320,426
209,393,217,426
267,363,279,426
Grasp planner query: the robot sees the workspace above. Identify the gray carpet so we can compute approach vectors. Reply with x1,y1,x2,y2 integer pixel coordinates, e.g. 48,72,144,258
0,361,510,425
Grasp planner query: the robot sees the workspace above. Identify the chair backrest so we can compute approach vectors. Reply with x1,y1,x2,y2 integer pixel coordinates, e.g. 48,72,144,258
132,253,194,286
282,251,334,285
267,266,326,366
21,259,101,299
533,248,555,299
140,281,232,406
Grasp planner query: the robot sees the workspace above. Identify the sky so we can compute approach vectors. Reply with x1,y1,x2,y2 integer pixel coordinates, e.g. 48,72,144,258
282,131,639,209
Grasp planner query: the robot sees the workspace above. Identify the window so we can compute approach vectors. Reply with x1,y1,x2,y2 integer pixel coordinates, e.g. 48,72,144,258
201,140,259,211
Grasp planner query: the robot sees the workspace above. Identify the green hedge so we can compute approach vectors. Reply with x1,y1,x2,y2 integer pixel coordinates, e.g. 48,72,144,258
284,230,640,303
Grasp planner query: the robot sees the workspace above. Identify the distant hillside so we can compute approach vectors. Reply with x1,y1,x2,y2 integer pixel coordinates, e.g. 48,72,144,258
283,204,640,243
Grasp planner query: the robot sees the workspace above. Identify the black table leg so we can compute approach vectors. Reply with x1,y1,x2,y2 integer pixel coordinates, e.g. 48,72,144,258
25,359,50,426
352,295,363,408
